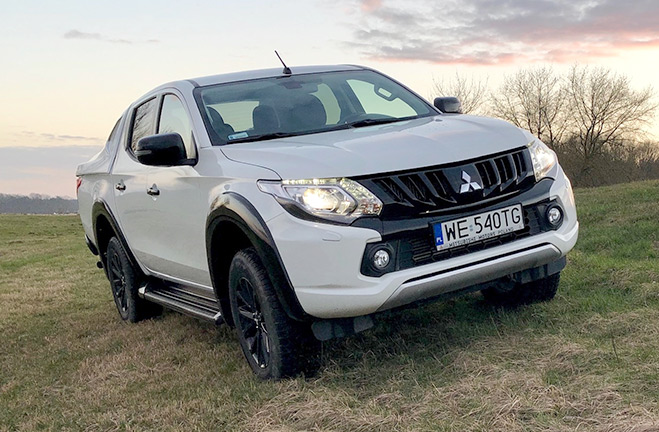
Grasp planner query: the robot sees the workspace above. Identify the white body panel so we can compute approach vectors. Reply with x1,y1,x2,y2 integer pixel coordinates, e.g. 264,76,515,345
221,115,527,179
267,168,578,318
141,166,209,285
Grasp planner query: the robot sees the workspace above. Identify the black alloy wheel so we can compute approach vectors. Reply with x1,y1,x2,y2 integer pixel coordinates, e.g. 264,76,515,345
228,248,320,379
235,276,270,369
108,248,130,319
105,237,161,323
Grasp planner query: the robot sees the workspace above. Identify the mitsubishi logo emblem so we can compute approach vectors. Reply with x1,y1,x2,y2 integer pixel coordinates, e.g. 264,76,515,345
459,171,482,193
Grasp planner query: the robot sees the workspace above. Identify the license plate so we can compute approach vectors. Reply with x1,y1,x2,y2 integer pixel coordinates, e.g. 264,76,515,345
433,204,524,251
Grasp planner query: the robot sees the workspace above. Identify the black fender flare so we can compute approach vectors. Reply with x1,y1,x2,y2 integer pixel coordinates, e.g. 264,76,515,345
205,192,308,322
91,199,142,274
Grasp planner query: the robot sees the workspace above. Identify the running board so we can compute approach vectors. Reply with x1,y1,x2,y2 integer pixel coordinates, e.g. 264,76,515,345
138,281,223,325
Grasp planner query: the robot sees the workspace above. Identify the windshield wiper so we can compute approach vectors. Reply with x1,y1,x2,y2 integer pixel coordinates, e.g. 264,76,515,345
224,116,420,144
345,117,411,128
225,131,298,144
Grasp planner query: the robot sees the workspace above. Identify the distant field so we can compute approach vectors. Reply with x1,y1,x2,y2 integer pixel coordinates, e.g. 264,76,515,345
1,181,657,431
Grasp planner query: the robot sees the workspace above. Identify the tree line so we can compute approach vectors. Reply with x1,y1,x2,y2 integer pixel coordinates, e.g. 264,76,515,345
0,194,78,214
432,65,659,187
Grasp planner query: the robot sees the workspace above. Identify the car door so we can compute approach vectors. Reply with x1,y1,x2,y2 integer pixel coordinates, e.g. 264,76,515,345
140,92,212,289
111,97,157,266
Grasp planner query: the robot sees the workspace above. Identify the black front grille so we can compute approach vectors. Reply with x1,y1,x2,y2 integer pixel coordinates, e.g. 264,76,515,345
404,205,543,267
357,147,535,219
360,199,558,277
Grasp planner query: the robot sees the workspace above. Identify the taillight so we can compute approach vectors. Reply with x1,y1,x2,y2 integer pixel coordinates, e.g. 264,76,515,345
76,177,82,195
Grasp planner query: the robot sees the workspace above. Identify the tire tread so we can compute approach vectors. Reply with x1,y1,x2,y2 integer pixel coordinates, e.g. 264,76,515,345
230,248,319,379
106,237,161,323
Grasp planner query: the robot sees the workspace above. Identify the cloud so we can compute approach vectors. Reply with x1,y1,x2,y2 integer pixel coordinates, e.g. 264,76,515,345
40,133,103,143
359,0,382,12
344,0,659,64
15,131,104,147
63,29,159,44
64,29,104,41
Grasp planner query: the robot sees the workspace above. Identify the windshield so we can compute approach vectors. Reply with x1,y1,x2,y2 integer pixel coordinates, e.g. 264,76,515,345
195,69,434,145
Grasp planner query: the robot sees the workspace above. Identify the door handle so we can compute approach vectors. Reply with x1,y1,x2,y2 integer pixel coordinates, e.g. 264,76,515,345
115,180,126,191
147,184,160,196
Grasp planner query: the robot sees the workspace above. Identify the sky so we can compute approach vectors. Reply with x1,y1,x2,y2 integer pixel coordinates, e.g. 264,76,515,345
1,0,658,197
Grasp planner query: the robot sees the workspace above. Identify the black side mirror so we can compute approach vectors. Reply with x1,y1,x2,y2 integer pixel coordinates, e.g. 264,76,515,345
433,97,463,114
134,133,195,167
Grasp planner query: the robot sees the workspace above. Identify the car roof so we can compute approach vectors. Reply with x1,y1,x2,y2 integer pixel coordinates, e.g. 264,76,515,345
153,64,368,92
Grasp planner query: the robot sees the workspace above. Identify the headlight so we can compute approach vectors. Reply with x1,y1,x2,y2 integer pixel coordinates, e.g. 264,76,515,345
258,178,382,223
528,140,557,181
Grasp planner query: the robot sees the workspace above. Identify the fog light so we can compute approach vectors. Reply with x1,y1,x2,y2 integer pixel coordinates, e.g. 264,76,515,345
547,206,563,226
372,249,391,270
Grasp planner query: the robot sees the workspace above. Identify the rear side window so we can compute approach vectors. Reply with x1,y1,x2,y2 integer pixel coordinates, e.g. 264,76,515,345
130,98,158,152
158,94,196,158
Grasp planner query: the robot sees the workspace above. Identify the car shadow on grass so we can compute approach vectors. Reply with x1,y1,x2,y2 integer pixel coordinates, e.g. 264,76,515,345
315,291,557,384
152,289,553,384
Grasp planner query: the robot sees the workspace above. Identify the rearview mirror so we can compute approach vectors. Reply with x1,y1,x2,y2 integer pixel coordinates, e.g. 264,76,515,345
374,85,398,101
134,133,196,167
433,97,463,114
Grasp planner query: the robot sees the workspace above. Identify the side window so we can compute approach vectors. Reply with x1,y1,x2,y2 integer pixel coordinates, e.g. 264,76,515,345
347,79,416,118
158,94,196,158
130,98,157,152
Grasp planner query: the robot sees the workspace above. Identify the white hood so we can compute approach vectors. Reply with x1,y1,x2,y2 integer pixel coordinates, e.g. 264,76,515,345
221,115,529,179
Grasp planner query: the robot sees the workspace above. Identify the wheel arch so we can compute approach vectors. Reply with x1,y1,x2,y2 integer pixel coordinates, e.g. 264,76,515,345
91,199,142,277
206,192,308,324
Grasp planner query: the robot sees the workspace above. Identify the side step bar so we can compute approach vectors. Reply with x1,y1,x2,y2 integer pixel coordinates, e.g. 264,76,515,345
138,281,223,325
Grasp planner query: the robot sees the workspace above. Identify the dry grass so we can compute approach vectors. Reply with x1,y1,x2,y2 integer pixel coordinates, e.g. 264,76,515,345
1,180,658,431
240,330,658,432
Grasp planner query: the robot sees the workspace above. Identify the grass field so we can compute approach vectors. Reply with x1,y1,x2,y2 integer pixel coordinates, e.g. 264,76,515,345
1,181,658,431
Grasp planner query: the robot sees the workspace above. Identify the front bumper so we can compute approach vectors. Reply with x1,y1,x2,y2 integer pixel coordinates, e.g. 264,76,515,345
266,171,578,319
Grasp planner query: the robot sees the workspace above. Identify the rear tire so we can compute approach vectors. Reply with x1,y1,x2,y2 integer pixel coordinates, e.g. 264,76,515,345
229,248,319,379
482,272,560,306
106,237,161,322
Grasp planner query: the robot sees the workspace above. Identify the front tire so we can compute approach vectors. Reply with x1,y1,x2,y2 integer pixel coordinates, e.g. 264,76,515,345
106,237,161,322
482,272,561,306
229,248,319,379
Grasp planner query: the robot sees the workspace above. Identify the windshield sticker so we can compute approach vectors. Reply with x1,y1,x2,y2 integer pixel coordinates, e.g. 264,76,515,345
227,132,249,140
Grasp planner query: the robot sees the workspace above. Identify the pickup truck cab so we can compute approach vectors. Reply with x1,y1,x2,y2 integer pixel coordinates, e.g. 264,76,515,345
77,65,578,379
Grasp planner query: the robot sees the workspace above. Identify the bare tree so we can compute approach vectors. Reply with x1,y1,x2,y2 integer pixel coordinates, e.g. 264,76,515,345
565,65,657,176
431,72,489,115
431,65,659,186
490,66,567,149
633,141,659,181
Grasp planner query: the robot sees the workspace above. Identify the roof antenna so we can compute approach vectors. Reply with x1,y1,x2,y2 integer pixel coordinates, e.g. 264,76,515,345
275,50,292,75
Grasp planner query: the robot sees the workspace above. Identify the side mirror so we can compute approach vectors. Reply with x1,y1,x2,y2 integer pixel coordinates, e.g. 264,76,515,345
134,133,195,167
433,97,463,114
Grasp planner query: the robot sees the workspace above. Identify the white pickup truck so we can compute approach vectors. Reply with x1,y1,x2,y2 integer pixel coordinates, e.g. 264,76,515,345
77,64,578,379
